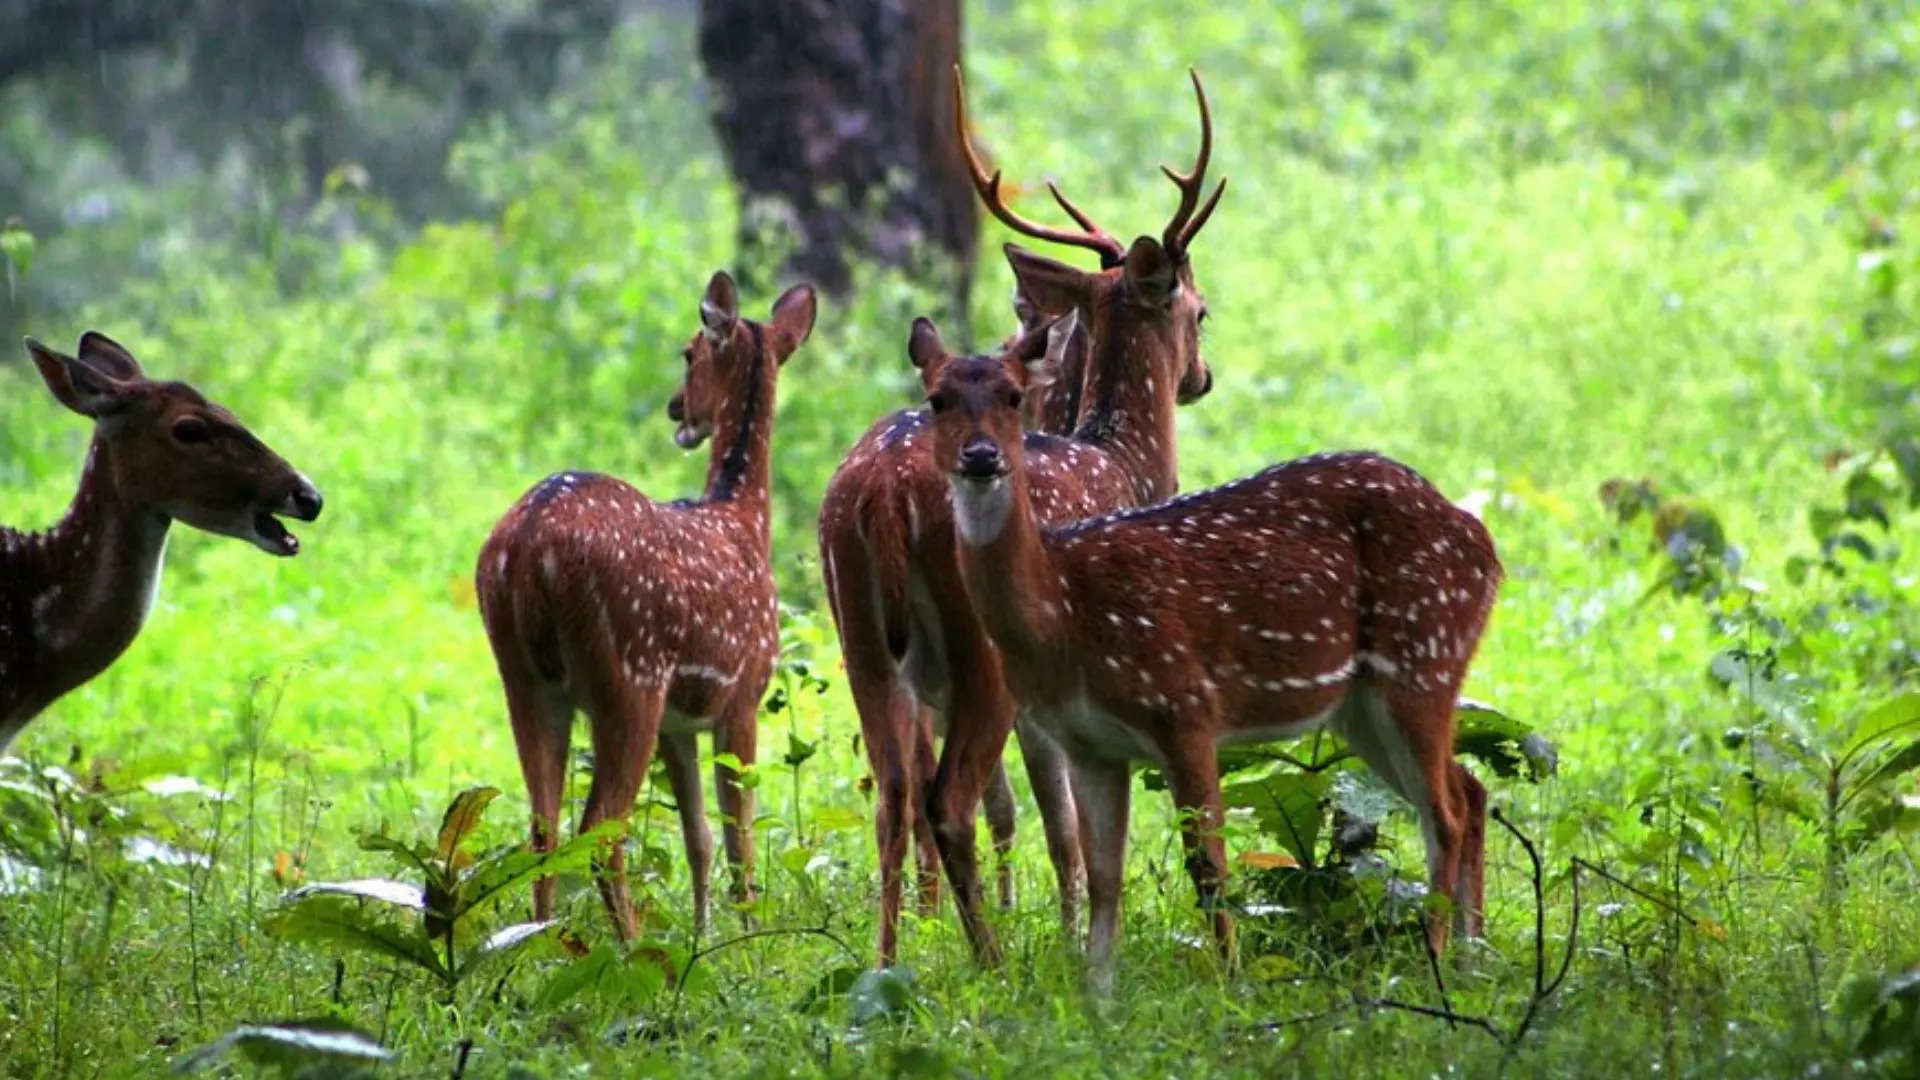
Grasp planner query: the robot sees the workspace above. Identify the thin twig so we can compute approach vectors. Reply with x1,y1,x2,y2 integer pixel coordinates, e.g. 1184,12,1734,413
1571,857,1697,926
1491,807,1547,998
1367,996,1506,1043
1494,807,1584,1049
1422,933,1455,1030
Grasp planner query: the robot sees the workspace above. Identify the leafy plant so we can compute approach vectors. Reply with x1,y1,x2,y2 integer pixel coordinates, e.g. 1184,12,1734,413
1714,677,1920,880
263,786,613,996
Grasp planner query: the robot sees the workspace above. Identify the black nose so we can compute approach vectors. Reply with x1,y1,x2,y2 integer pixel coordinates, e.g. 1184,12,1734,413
667,395,684,422
290,484,323,521
958,439,1003,479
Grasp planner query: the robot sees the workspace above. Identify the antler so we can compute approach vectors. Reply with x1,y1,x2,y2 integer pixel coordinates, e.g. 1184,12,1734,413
953,65,1127,267
1159,68,1227,259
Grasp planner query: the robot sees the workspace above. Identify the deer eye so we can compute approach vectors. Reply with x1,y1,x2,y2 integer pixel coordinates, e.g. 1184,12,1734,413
172,417,213,445
1005,387,1024,409
926,392,950,413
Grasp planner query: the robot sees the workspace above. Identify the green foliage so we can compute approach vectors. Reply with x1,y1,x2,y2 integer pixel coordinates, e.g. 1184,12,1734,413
262,786,614,993
174,1019,390,1076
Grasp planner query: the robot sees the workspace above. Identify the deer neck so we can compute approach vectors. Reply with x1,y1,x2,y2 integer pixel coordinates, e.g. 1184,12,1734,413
5,437,174,713
949,467,1067,669
1072,321,1182,503
702,323,777,546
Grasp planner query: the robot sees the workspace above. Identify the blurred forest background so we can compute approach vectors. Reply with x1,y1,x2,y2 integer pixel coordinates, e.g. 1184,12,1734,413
0,0,977,345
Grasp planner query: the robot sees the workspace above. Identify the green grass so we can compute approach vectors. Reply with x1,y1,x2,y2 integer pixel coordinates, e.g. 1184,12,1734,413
3,1,1919,1075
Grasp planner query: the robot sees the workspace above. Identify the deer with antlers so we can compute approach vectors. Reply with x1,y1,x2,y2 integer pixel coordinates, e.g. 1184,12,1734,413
0,333,323,754
476,273,816,939
815,66,1223,966
915,329,1500,989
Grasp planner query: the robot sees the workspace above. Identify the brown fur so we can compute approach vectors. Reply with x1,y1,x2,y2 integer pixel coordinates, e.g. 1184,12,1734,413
922,345,1501,989
476,273,816,939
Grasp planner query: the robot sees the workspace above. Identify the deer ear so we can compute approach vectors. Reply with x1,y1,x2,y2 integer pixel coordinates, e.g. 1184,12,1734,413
1123,235,1178,304
26,337,134,417
767,282,817,359
1039,309,1082,379
76,331,144,380
908,317,947,374
1004,243,1090,322
700,271,740,343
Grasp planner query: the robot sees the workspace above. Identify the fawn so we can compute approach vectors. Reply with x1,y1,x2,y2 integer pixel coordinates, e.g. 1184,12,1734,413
918,329,1500,989
2,333,322,753
476,273,816,938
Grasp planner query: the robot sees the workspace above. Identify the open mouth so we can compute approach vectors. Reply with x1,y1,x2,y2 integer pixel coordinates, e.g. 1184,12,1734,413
248,484,321,557
251,509,301,556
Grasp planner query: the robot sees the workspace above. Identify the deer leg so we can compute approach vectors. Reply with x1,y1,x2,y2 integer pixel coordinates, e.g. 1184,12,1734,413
864,678,920,967
1015,718,1084,940
660,730,714,938
983,760,1018,911
500,667,572,923
1345,684,1468,956
714,694,759,914
1452,761,1488,941
925,656,1016,968
911,707,944,918
578,678,667,942
1071,754,1131,993
1158,733,1234,961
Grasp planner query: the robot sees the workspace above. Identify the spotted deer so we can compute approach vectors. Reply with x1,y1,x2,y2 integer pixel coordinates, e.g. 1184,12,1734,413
917,338,1500,990
476,273,816,939
815,65,1224,967
0,333,322,754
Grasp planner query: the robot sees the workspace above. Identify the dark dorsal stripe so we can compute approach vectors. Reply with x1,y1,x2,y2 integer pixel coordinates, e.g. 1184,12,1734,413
710,320,766,502
1071,312,1138,443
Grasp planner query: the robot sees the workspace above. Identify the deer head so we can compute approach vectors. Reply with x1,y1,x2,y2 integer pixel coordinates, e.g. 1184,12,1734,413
913,312,1078,532
667,272,816,450
24,333,322,555
954,66,1221,424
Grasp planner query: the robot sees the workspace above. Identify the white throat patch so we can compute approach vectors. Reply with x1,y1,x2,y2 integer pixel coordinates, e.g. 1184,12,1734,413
950,477,1012,546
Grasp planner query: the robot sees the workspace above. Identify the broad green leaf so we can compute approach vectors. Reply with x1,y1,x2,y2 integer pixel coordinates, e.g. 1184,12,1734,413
436,785,502,864
281,878,425,910
173,1019,390,1073
357,831,437,880
538,944,621,1010
456,920,558,979
1224,769,1328,866
1855,694,1920,750
783,732,818,768
795,964,866,1014
261,896,445,979
1454,701,1556,781
457,819,621,917
1860,741,1920,795
849,965,917,1026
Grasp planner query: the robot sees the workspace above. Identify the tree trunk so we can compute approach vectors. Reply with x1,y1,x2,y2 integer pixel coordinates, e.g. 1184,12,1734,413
697,0,977,327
